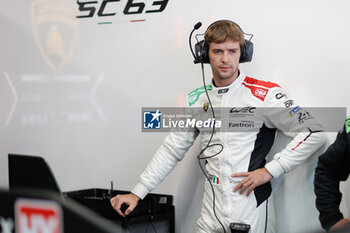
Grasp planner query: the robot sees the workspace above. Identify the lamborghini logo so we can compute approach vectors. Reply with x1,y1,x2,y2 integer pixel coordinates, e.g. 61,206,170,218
203,102,209,112
32,0,78,72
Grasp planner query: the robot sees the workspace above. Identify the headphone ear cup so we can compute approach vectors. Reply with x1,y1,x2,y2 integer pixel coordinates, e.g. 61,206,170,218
195,39,253,64
194,40,210,64
202,42,210,63
239,39,254,63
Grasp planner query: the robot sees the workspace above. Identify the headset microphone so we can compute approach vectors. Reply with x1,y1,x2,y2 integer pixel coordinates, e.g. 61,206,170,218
189,22,202,63
194,22,202,30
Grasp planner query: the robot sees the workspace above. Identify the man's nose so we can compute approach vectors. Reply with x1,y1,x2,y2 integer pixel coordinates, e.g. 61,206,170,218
221,51,229,63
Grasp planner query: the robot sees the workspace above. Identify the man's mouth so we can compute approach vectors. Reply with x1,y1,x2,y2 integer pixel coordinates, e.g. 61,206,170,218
220,66,230,71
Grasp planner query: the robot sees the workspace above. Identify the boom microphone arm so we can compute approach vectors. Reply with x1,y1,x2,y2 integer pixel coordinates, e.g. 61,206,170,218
189,22,202,62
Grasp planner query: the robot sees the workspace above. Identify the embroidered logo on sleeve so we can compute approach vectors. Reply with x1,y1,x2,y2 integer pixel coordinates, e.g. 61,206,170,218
187,85,212,106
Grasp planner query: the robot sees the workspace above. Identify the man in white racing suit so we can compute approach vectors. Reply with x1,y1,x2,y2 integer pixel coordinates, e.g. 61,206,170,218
111,20,326,233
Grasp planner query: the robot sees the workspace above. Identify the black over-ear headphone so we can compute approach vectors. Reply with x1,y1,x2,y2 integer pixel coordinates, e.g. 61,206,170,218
193,20,254,64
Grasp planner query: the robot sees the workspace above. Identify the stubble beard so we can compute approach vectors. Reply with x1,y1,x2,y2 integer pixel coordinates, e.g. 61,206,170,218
215,66,239,82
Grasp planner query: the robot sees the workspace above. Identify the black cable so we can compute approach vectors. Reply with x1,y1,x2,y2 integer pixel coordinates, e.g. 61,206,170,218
189,21,226,233
123,216,132,233
125,215,159,233
195,33,205,43
125,221,132,233
127,226,132,233
145,215,158,233
196,62,226,233
264,199,268,233
143,222,150,233
244,32,254,41
149,216,158,233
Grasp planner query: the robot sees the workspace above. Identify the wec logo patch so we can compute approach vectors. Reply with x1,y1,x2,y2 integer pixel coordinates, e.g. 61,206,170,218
15,199,62,233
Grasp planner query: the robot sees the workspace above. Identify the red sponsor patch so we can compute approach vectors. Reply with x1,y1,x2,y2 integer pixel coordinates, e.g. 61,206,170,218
242,83,269,101
242,76,280,101
244,77,280,89
15,199,62,233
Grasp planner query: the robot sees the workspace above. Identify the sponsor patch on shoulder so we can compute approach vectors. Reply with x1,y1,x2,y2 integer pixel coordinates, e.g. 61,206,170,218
242,84,269,101
242,76,279,101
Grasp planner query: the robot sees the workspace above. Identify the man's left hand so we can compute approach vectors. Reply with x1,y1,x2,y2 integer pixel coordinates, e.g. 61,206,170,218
231,168,273,196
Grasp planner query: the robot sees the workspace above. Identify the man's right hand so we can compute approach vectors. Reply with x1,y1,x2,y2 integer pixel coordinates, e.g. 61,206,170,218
110,193,140,217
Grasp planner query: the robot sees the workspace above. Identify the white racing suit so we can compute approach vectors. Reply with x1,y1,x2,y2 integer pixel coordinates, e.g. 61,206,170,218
132,71,326,233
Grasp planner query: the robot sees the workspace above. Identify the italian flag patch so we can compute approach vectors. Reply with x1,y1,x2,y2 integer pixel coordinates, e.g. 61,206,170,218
208,174,220,184
212,176,219,184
